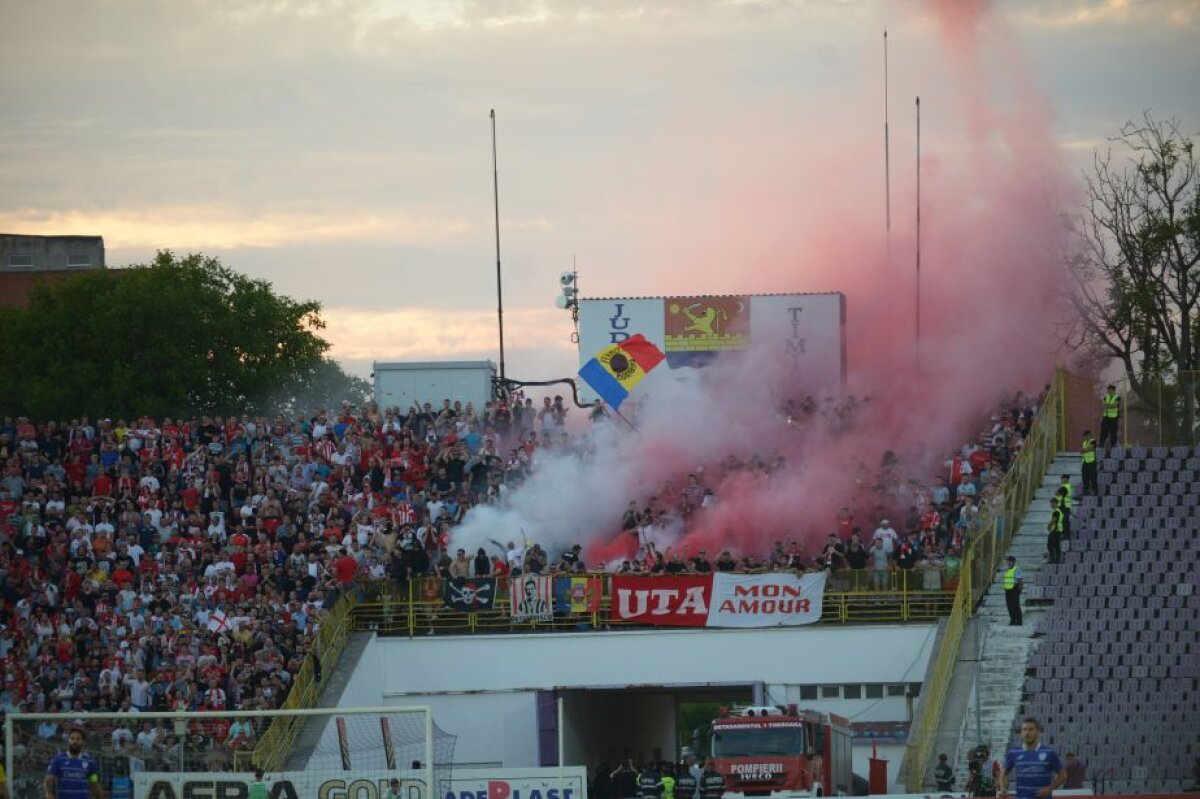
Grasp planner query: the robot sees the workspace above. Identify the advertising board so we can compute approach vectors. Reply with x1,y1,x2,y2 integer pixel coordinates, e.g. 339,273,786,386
132,768,588,799
576,293,845,399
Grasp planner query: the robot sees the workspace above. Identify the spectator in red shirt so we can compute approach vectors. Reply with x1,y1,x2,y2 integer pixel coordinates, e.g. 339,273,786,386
333,550,359,589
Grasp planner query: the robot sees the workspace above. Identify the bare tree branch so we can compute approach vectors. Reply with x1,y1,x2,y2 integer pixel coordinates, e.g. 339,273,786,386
1063,112,1200,442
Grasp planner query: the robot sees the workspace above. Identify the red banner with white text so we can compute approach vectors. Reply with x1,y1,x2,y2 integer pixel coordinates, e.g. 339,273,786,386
610,572,827,628
610,574,711,626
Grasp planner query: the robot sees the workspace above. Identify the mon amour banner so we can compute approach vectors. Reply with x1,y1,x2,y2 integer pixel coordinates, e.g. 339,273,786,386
610,572,827,627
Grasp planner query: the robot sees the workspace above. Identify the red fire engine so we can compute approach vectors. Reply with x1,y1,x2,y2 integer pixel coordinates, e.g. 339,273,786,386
704,705,853,797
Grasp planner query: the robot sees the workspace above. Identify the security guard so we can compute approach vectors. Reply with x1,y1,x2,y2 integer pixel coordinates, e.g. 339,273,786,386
661,765,676,799
1099,384,1121,450
1080,430,1098,496
1057,477,1072,539
1047,496,1065,565
700,760,726,799
674,762,698,799
1003,556,1023,626
639,762,664,799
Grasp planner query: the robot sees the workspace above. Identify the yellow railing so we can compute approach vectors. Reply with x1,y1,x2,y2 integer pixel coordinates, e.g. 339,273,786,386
349,568,958,637
902,371,1065,789
239,591,358,772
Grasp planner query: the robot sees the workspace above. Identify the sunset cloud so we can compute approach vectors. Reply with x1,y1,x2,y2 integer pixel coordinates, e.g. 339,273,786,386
1,0,1195,379
0,207,471,251
323,305,573,361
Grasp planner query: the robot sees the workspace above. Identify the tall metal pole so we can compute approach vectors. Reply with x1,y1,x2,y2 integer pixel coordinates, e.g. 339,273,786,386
884,29,894,344
915,96,922,373
491,109,507,382
884,30,891,236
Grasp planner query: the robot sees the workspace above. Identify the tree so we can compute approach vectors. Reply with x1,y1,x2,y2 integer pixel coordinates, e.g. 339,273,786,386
1066,113,1200,444
269,357,372,418
0,251,366,419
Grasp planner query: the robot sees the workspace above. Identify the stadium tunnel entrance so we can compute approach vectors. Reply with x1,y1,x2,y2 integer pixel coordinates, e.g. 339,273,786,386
554,684,756,770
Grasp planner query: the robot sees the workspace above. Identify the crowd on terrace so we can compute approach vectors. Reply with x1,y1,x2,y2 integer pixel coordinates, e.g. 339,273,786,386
0,386,1041,771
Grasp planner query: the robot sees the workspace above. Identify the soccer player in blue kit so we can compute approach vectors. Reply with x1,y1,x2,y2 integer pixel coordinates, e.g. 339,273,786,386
44,728,104,799
998,718,1068,799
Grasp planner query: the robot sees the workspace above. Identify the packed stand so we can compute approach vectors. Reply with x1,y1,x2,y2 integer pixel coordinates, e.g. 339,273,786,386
610,389,1042,588
0,386,1042,777
0,396,559,776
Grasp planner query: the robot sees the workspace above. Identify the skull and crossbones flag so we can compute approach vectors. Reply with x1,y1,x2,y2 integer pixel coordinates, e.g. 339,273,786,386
442,577,497,612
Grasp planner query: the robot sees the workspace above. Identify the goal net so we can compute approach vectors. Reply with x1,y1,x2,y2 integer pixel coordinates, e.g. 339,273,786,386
5,706,455,799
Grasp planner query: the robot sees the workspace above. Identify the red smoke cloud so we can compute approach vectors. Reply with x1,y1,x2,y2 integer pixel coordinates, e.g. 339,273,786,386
595,1,1073,557
458,2,1075,562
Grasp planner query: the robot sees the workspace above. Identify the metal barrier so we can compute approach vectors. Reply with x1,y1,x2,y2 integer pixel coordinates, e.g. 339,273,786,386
349,568,957,637
901,370,1066,789
241,591,358,772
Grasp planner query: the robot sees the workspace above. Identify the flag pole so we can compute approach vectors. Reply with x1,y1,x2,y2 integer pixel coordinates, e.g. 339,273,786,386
884,29,893,347
915,95,922,374
491,108,507,382
612,407,640,435
884,29,891,237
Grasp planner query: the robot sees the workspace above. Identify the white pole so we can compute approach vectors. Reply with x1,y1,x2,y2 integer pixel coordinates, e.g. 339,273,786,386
557,695,566,799
425,707,435,799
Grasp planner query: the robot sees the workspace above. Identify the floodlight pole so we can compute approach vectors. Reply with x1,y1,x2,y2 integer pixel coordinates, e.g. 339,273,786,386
884,30,891,237
491,109,507,382
915,95,922,374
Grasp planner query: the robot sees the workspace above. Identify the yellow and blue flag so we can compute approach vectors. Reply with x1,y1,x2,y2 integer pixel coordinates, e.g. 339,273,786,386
554,576,602,614
578,334,665,410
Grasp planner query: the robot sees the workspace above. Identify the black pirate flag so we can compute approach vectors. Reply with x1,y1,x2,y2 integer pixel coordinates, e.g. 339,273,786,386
442,577,497,612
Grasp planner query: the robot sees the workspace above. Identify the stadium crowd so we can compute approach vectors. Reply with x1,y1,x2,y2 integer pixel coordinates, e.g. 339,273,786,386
0,386,1041,775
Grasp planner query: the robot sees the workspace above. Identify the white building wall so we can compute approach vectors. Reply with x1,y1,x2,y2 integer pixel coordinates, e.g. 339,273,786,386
374,626,936,694
335,625,938,786
373,361,496,413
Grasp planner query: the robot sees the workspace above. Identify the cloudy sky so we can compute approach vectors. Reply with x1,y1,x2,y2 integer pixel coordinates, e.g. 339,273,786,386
2,0,1197,381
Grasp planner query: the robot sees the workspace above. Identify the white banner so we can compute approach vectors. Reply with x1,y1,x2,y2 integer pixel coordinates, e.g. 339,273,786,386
132,768,587,799
510,575,554,622
577,293,845,399
707,572,827,627
134,771,426,799
439,767,588,799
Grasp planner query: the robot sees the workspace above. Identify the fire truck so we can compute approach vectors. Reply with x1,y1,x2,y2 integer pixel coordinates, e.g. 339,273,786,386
701,705,853,797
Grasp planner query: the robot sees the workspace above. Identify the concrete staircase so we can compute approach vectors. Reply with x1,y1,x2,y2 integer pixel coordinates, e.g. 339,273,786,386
951,454,1080,781
282,631,376,770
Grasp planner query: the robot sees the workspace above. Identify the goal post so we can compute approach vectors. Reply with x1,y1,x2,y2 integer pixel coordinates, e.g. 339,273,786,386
5,706,454,799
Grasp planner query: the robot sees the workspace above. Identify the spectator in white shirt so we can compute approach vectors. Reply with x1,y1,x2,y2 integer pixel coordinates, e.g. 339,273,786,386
872,519,899,557
137,720,159,750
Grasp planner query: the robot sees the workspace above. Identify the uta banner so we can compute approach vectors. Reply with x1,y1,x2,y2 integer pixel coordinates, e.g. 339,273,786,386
610,572,827,627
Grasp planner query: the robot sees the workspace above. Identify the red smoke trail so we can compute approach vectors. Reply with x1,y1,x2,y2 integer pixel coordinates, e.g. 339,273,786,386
582,1,1073,559
461,2,1075,564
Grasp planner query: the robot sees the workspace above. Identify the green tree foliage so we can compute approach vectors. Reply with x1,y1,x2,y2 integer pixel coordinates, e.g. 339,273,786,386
0,251,368,418
1067,113,1200,443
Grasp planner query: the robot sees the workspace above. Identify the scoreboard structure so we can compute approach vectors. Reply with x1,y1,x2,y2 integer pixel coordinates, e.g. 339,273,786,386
576,292,846,398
